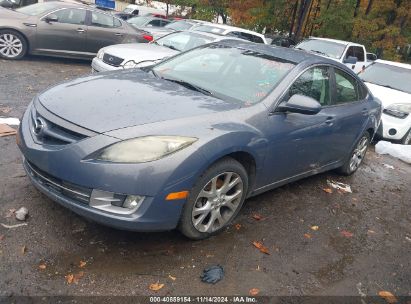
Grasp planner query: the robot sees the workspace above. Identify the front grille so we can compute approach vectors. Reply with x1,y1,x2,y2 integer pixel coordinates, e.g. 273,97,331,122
103,53,124,67
25,160,92,204
30,106,88,145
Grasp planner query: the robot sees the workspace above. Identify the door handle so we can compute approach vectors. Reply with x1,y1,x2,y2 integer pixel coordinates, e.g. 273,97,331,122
76,28,85,33
115,33,123,36
325,117,334,126
361,108,369,116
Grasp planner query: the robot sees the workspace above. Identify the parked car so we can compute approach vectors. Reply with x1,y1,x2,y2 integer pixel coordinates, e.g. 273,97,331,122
194,23,268,44
127,16,171,29
0,0,36,9
295,37,371,73
359,60,411,144
0,2,148,60
18,40,381,239
91,30,243,72
136,20,204,42
114,4,166,21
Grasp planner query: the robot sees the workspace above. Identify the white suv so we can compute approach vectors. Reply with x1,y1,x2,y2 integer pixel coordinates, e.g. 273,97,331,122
359,60,411,144
295,37,371,73
194,23,268,44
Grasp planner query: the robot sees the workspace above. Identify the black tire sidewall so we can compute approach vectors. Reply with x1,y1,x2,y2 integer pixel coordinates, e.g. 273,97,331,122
401,128,411,145
0,30,27,60
179,157,249,240
339,132,371,175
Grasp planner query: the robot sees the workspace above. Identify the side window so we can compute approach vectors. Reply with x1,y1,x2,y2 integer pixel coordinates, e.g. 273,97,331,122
91,12,117,28
113,18,122,27
160,20,170,26
251,35,264,44
345,46,355,59
132,9,139,15
353,46,365,61
287,66,331,106
228,31,243,39
334,69,359,104
53,9,86,25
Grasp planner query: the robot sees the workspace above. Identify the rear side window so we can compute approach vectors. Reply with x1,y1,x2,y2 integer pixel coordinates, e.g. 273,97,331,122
334,69,359,104
91,12,120,28
148,19,162,27
53,9,86,25
287,66,331,106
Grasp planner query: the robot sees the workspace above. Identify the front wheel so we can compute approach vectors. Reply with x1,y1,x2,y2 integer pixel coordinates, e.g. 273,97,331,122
179,158,248,240
0,30,27,60
337,132,370,176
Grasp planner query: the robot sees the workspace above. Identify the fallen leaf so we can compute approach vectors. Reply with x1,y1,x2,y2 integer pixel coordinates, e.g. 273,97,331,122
206,254,214,258
149,282,165,291
249,288,260,296
38,263,46,270
235,223,242,230
304,233,312,239
367,230,376,234
0,235,4,241
311,225,319,231
79,260,87,268
252,241,270,255
65,273,74,284
251,214,265,221
21,245,27,255
168,275,176,281
341,230,354,238
322,188,333,194
378,291,398,303
5,208,16,218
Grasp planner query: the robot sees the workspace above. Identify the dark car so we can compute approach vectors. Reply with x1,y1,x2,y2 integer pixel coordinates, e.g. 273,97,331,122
0,2,147,60
18,41,381,239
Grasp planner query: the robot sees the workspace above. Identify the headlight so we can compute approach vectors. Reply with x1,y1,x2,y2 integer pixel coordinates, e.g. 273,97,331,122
383,103,411,119
96,136,197,163
97,49,104,60
123,60,156,69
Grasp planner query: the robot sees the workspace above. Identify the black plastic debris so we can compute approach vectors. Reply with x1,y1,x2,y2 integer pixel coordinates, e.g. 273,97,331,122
200,265,224,284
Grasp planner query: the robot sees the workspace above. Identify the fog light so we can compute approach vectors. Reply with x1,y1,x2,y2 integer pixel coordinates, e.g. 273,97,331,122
388,128,397,136
123,195,144,210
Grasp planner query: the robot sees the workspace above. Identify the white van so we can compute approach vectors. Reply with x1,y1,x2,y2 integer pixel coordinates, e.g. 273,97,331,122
122,4,166,18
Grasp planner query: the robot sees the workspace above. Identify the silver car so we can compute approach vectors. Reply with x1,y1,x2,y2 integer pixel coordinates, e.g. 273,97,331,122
91,30,242,72
0,2,146,60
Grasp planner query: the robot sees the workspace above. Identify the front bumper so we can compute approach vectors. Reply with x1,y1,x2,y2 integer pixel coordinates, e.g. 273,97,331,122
377,112,411,141
91,57,122,73
17,102,204,232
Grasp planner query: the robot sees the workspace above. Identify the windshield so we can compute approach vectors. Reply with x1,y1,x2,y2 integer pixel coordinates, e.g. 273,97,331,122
360,62,411,94
195,25,225,34
15,2,58,15
165,21,192,31
156,32,214,52
295,39,346,59
128,16,150,26
152,44,295,104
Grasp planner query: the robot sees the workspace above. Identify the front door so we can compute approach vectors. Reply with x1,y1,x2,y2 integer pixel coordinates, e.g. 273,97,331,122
35,8,87,54
261,66,338,185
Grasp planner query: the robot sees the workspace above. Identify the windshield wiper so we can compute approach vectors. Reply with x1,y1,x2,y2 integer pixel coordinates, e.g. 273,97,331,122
163,77,213,96
162,44,180,51
310,49,329,57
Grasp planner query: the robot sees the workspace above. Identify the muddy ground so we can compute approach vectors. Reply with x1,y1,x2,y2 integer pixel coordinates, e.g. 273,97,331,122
0,56,410,299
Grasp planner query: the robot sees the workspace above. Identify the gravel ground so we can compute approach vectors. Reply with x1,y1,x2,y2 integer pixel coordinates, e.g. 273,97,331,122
0,56,410,299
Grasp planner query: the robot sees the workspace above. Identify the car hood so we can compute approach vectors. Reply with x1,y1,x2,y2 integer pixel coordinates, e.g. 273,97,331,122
364,82,411,108
38,70,239,133
0,7,29,18
103,43,178,64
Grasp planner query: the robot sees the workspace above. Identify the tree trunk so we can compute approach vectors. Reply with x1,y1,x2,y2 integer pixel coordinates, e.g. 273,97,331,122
289,0,299,38
295,0,312,40
354,0,361,17
365,0,373,15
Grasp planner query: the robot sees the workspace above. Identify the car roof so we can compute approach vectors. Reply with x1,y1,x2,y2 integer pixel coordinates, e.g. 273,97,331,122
375,59,411,70
196,23,265,38
215,40,351,67
176,30,245,41
308,37,364,47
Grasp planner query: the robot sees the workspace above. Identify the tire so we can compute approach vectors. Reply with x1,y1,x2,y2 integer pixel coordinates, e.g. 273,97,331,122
0,30,28,60
337,132,371,176
179,157,249,240
401,128,411,145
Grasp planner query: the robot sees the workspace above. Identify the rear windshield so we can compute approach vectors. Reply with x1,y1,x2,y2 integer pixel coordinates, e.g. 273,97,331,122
128,16,150,26
360,62,411,94
16,2,58,15
165,21,192,31
295,39,346,59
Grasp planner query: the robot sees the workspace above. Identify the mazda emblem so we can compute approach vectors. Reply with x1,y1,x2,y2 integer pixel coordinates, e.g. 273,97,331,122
109,57,114,61
33,117,45,136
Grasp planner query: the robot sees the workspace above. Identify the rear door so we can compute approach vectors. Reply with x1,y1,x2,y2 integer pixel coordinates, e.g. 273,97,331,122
326,67,370,161
85,10,127,53
35,8,87,54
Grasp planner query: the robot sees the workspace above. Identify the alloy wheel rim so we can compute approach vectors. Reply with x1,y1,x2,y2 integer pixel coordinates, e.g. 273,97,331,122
192,172,244,233
0,34,23,58
404,130,411,145
349,136,368,172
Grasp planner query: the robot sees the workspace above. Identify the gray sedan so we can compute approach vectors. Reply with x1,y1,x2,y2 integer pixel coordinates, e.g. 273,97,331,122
0,2,146,60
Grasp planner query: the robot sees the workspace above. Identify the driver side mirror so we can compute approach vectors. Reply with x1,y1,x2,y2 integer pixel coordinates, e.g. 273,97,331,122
276,94,321,115
343,56,358,64
44,14,58,23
